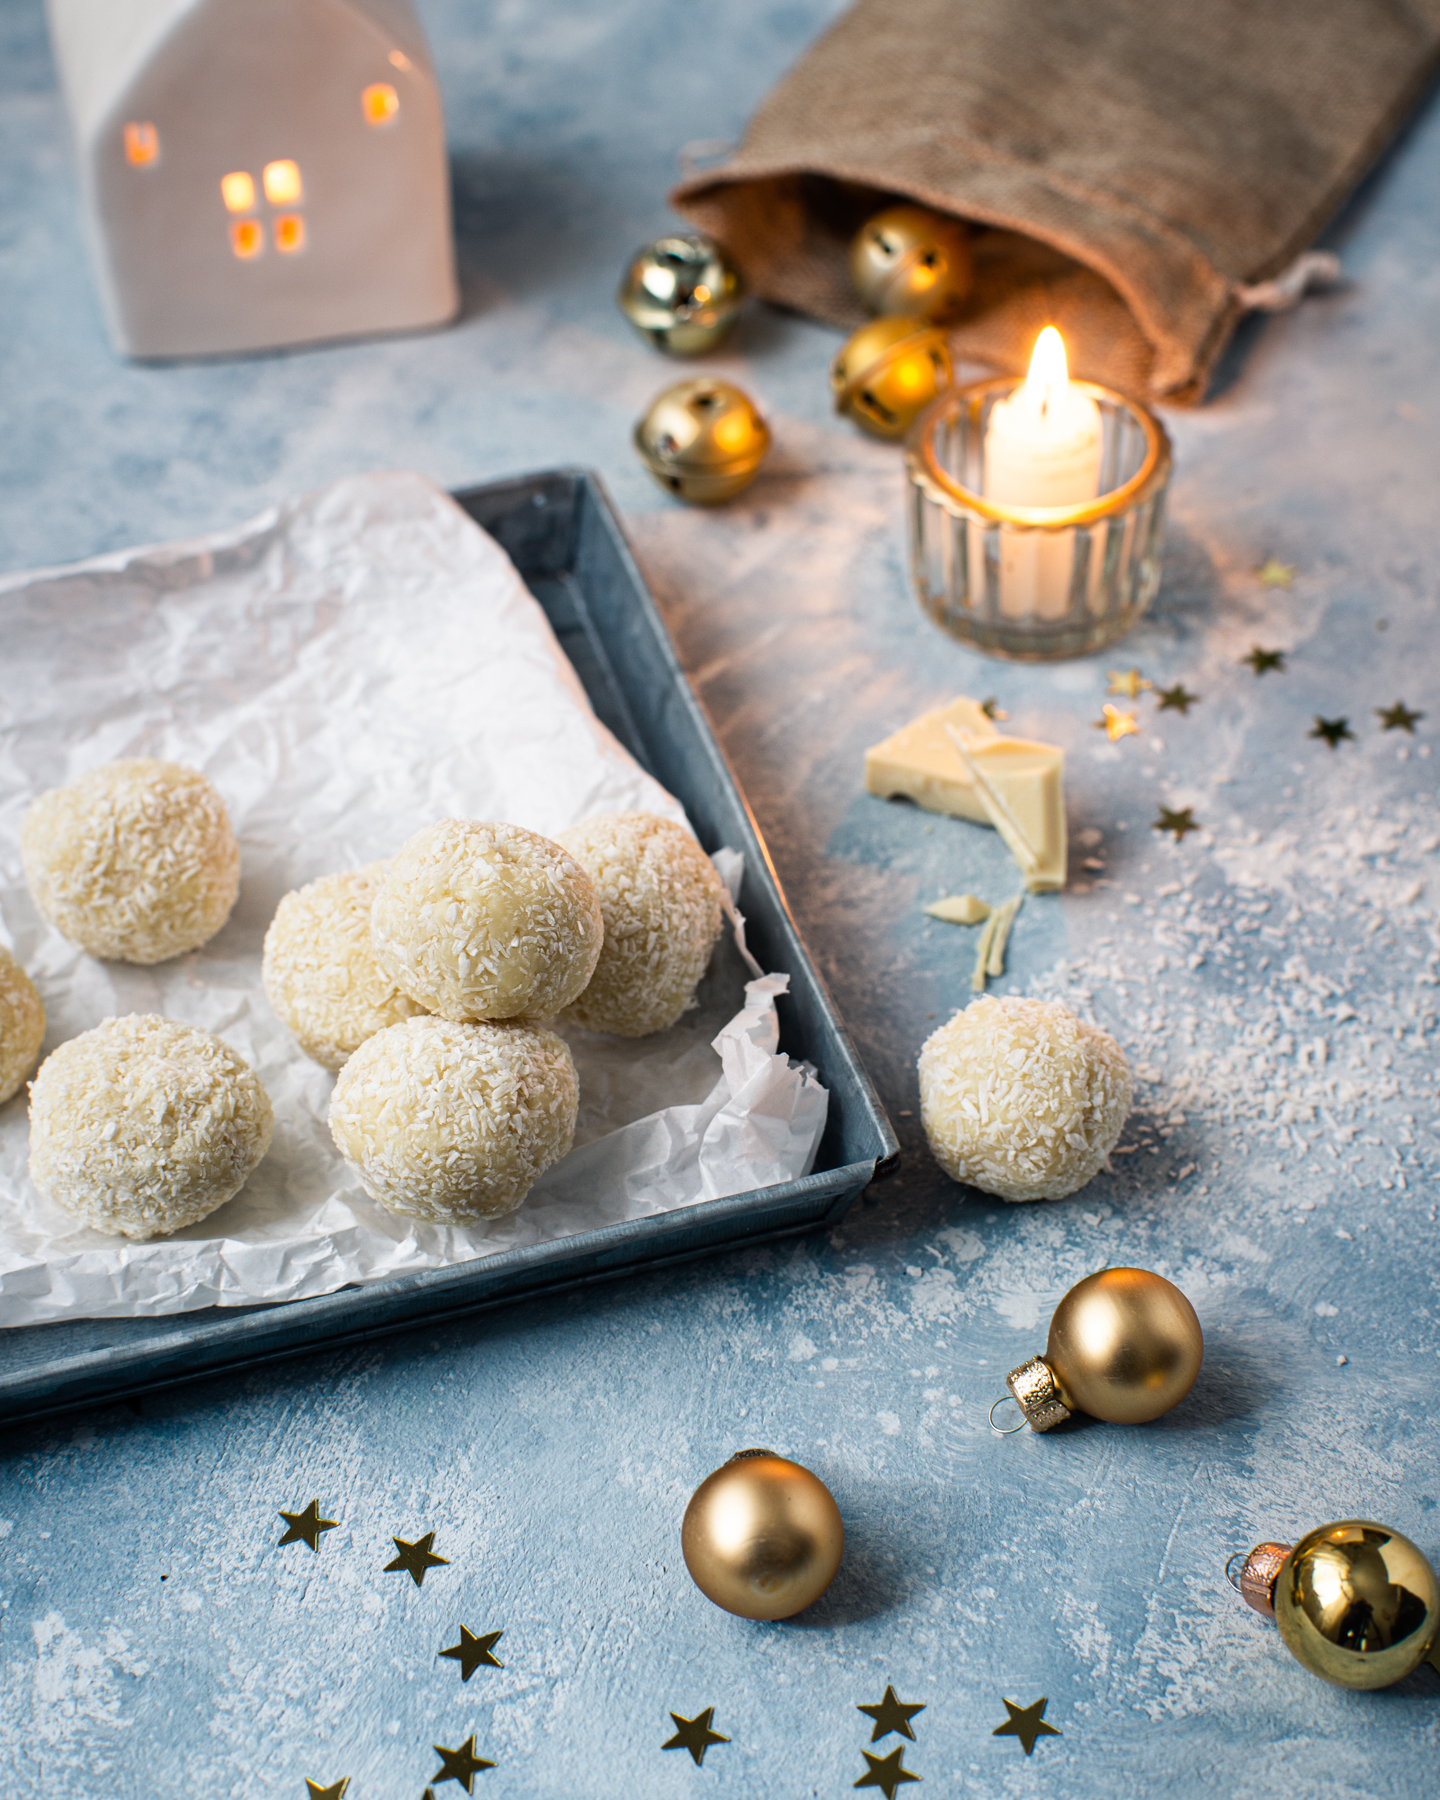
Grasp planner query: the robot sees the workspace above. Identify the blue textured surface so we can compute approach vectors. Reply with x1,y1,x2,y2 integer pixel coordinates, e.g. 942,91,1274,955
2,4,1439,1796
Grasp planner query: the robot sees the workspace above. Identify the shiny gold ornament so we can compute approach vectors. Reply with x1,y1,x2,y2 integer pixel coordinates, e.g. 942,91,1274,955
994,1267,1203,1433
681,1449,844,1620
849,204,973,321
1230,1521,1440,1690
618,232,744,355
831,316,951,440
634,379,770,504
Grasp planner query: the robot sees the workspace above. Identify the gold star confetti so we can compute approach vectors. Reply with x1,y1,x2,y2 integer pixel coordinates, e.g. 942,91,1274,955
440,1627,504,1681
1255,557,1295,588
857,1685,925,1743
1243,646,1285,675
278,1501,338,1554
1310,716,1354,748
992,1696,1061,1756
1107,668,1151,699
1377,701,1423,732
854,1745,922,1795
1156,683,1199,713
431,1734,495,1791
1093,704,1139,741
384,1531,449,1586
305,1781,348,1800
662,1707,729,1766
1154,806,1200,842
980,697,1009,720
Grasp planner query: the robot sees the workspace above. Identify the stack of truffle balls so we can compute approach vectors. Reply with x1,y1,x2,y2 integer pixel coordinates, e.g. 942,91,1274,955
8,758,725,1242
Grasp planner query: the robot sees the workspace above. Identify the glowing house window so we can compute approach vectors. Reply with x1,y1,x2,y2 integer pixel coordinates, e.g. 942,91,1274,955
124,121,159,166
274,214,306,254
220,171,256,213
230,218,263,259
362,82,400,125
262,159,303,205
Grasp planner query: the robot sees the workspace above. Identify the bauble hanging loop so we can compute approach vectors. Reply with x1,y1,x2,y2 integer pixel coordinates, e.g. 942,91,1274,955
830,316,951,440
849,204,973,322
1229,1520,1440,1690
634,378,770,504
681,1449,844,1620
992,1267,1203,1432
618,231,745,355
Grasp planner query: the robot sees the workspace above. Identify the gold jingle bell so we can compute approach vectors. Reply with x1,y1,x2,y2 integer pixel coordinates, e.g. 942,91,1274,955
617,232,744,356
849,204,973,322
681,1449,844,1621
830,316,951,440
634,378,770,505
1229,1520,1440,1690
994,1267,1204,1433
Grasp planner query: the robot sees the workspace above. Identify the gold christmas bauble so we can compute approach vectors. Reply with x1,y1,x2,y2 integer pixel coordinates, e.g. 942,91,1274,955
1045,1267,1203,1424
849,204,973,322
681,1450,844,1620
830,316,951,440
617,232,745,356
1274,1520,1440,1690
634,378,770,504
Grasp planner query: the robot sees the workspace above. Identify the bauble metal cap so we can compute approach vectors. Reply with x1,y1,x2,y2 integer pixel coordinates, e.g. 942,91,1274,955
618,232,745,356
634,378,770,504
850,204,973,321
830,316,952,440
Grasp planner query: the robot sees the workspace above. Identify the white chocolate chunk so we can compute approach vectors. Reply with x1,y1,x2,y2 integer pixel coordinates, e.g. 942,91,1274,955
864,696,1000,822
924,894,991,925
945,727,1067,893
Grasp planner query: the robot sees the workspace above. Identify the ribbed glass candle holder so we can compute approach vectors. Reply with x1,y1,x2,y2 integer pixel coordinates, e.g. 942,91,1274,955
906,378,1173,661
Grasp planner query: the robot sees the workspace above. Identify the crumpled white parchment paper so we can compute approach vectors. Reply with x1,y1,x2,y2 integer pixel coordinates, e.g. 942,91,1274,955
0,472,829,1326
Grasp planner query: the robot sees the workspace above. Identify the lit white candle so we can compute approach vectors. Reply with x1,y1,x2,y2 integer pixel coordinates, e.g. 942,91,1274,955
984,327,1103,620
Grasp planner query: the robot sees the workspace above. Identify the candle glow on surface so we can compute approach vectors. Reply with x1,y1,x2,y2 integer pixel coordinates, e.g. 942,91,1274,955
983,326,1104,620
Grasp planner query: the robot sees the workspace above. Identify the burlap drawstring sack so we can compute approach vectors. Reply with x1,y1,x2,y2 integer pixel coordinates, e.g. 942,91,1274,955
673,0,1440,401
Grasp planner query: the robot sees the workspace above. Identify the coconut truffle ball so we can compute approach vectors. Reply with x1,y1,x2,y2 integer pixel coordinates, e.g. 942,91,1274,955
329,1015,578,1224
28,1014,274,1239
0,945,45,1105
22,759,240,964
555,812,725,1037
918,995,1132,1202
371,820,603,1023
263,863,429,1070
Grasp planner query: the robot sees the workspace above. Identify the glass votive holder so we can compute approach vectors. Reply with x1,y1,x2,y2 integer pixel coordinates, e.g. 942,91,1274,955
906,377,1173,661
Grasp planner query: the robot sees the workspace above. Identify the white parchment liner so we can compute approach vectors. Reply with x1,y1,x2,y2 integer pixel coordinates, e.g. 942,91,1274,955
0,472,828,1326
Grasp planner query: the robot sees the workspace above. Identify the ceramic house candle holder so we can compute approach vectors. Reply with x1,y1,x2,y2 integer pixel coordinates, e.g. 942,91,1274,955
47,0,459,359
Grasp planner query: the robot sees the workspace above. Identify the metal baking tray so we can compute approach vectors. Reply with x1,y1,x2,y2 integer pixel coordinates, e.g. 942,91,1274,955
0,469,897,1426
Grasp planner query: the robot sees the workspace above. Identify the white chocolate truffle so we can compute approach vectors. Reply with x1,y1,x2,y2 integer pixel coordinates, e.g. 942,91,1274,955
0,946,45,1105
263,863,428,1070
371,820,603,1023
22,759,239,964
328,1015,577,1223
918,995,1132,1202
556,812,725,1037
28,1014,274,1239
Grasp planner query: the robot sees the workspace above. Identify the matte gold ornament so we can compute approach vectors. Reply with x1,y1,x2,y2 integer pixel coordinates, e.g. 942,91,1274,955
849,204,973,321
618,232,745,355
634,379,770,504
1229,1520,1440,1690
830,316,951,440
992,1267,1203,1433
681,1449,844,1620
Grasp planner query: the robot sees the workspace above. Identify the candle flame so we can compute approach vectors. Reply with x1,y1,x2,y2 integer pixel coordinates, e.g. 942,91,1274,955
1024,326,1069,414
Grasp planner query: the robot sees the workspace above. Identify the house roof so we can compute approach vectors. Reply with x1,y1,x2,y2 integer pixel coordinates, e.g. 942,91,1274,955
47,0,433,144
